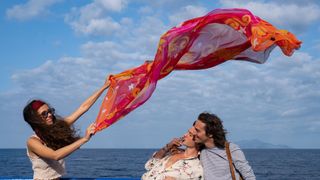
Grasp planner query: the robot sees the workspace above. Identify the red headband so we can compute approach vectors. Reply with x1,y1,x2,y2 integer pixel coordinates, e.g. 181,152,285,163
31,100,45,111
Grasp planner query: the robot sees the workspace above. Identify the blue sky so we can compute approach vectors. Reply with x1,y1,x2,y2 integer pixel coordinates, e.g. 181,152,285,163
1,0,319,149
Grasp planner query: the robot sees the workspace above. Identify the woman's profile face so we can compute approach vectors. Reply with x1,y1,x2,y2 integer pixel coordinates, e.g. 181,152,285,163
182,131,196,148
37,104,54,125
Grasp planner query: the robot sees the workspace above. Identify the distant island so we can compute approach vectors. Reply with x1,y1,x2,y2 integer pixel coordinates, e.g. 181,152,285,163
235,139,291,149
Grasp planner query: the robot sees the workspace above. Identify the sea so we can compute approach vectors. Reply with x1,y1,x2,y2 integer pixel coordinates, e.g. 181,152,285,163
0,149,319,180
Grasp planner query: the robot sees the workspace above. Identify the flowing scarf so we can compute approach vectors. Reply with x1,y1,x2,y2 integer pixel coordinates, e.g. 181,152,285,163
94,8,301,132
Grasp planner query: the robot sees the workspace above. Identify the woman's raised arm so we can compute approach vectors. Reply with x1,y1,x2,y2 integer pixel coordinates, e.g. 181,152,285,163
64,76,110,125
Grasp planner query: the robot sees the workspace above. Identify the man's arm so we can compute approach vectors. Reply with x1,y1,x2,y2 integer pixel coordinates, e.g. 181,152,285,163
231,144,256,180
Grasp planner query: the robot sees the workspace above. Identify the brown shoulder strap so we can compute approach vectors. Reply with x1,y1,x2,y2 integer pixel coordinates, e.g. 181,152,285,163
226,142,236,180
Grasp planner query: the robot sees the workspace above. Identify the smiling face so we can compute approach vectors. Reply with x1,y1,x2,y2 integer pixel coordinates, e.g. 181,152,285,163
37,104,54,125
190,120,213,146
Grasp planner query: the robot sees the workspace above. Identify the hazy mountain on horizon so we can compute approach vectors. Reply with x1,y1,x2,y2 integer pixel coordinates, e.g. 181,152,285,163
235,139,291,149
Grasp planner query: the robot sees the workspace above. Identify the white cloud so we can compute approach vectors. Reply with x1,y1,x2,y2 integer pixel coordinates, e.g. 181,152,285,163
126,16,168,54
169,5,208,26
6,0,63,21
139,0,199,11
76,13,170,68
81,40,148,70
219,0,320,33
65,0,127,36
96,0,128,12
73,17,121,36
11,58,99,97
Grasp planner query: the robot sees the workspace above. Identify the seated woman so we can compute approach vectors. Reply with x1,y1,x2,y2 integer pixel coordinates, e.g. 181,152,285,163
142,130,204,180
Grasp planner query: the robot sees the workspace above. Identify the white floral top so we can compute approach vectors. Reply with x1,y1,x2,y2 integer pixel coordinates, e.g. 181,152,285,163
142,153,203,180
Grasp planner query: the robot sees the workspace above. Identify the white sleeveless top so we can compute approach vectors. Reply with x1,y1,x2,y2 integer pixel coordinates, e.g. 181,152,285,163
27,135,66,180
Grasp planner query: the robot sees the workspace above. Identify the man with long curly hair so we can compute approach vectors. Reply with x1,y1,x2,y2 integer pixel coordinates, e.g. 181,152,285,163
190,112,256,180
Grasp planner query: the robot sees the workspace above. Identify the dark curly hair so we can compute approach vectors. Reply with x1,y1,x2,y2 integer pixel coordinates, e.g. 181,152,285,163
198,112,227,148
23,100,80,150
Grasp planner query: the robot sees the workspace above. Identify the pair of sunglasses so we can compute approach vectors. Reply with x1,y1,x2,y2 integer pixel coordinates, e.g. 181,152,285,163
40,108,55,119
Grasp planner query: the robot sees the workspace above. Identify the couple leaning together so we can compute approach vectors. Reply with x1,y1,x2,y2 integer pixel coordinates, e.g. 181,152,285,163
141,112,256,180
23,77,255,180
